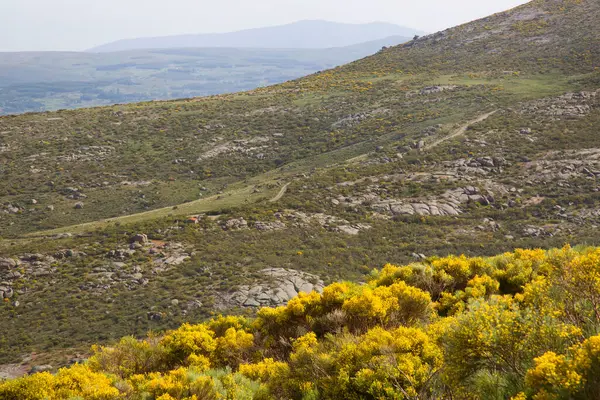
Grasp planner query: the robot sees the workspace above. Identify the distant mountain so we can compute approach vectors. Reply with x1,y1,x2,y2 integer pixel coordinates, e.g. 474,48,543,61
87,20,423,52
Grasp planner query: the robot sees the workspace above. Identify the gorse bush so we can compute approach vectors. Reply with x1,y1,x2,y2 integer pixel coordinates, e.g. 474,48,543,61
4,246,600,399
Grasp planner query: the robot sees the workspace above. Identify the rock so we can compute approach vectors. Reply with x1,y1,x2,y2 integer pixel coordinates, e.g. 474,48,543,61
222,218,248,230
520,128,532,135
46,205,54,211
229,268,324,308
162,255,190,266
523,225,550,237
390,203,416,215
147,312,163,321
0,258,17,271
336,224,371,235
412,203,430,216
186,300,203,310
29,365,53,375
74,202,84,209
254,221,286,231
477,156,495,168
464,186,479,195
131,234,148,244
420,85,456,95
0,286,14,299
171,299,179,306
30,199,37,205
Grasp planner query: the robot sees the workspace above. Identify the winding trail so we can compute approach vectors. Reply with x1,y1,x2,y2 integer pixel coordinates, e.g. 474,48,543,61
424,110,498,150
269,182,290,202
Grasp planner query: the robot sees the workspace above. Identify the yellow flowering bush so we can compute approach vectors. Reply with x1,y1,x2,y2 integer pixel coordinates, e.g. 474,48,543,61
0,364,119,400
160,323,217,367
4,246,600,399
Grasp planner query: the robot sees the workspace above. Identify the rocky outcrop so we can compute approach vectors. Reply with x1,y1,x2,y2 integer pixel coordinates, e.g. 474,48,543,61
254,221,286,231
227,268,324,308
522,149,600,182
521,90,598,118
222,218,248,230
333,183,496,218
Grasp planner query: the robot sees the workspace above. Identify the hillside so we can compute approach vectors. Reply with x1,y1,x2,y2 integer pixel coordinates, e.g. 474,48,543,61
3,246,600,399
0,0,599,381
88,20,422,52
0,36,410,115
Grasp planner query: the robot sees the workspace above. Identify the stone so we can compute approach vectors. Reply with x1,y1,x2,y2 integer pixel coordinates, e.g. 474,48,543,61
29,365,53,375
147,312,163,321
74,202,84,209
229,268,324,308
131,233,148,244
0,258,17,271
31,199,37,205
412,203,430,216
47,205,54,211
0,286,14,299
477,156,495,167
520,128,532,135
223,218,248,230
464,186,479,195
254,221,286,231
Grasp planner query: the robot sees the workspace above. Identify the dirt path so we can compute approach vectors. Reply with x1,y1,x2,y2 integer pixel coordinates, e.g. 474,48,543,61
424,110,498,150
269,182,290,202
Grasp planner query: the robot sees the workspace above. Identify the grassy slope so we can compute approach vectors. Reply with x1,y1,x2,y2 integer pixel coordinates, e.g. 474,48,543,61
0,0,599,368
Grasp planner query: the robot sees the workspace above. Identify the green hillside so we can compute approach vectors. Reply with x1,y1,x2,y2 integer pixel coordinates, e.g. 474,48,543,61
0,0,599,384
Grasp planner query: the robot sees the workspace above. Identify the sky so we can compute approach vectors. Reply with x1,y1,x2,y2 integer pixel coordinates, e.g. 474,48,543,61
1,0,529,52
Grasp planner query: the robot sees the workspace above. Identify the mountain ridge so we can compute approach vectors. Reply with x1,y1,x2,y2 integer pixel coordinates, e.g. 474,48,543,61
87,20,423,52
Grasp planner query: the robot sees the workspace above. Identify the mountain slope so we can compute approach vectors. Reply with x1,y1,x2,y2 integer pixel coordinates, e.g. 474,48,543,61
0,0,599,373
349,0,599,74
88,20,420,52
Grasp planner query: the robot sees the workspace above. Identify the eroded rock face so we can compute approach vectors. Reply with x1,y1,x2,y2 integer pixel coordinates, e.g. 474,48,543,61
521,90,598,118
227,268,324,308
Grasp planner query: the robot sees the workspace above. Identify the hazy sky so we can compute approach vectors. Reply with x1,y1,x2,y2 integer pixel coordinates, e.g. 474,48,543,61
1,0,529,52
